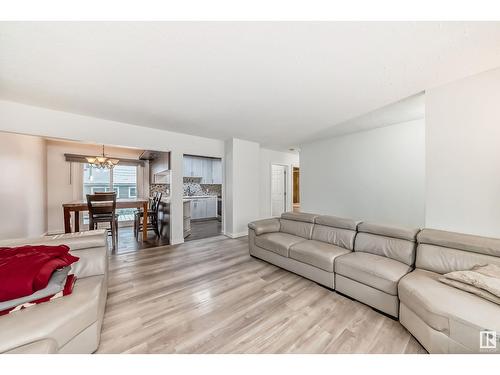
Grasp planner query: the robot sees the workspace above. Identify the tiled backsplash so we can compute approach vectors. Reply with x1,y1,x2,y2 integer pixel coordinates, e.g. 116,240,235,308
184,180,222,197
150,184,170,196
150,180,221,197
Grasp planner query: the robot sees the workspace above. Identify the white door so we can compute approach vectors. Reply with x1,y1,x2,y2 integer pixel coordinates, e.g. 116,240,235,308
271,164,287,217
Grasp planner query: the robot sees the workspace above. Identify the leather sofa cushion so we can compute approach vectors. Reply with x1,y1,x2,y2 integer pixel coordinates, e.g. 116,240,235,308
418,228,500,257
416,228,500,275
398,269,500,349
4,339,58,354
248,218,280,236
289,240,351,272
416,244,500,275
314,215,358,231
335,252,412,295
354,232,416,266
357,222,419,242
281,212,317,223
255,232,306,257
280,219,314,239
311,225,356,250
0,230,107,250
69,246,108,279
0,275,105,353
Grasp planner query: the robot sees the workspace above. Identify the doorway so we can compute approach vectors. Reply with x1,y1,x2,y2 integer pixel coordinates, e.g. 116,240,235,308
292,166,300,212
271,164,287,217
183,154,223,242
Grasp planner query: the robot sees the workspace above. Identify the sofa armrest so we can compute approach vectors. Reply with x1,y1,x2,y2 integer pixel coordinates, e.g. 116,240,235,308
0,230,107,250
248,218,280,236
3,339,58,354
0,230,108,279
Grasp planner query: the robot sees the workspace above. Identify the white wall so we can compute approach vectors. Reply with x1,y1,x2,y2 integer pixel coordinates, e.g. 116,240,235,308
426,67,500,237
45,139,149,234
0,132,47,239
224,138,260,237
300,119,425,227
0,100,224,244
259,148,299,218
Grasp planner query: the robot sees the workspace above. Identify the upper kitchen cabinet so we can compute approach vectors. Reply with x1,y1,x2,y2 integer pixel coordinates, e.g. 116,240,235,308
212,159,222,184
140,150,170,184
184,155,222,184
183,155,203,177
201,158,213,184
192,157,203,178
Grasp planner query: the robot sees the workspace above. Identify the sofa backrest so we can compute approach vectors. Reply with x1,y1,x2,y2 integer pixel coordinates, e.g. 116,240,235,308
354,222,419,266
312,215,358,250
416,228,500,274
0,229,107,250
279,212,317,239
0,230,108,279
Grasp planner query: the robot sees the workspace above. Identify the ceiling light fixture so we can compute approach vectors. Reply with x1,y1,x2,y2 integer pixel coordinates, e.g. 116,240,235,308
86,145,119,169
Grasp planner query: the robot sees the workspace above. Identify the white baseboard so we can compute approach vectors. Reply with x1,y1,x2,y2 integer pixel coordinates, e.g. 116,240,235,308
46,230,65,236
170,237,185,245
224,231,248,239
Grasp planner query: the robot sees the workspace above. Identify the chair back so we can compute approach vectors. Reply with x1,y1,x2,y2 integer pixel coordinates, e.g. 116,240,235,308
151,193,163,214
87,193,117,216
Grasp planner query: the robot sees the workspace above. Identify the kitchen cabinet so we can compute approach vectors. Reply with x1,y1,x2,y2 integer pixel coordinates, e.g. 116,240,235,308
184,155,203,177
192,158,203,177
149,152,170,184
153,171,170,184
184,155,222,184
201,158,213,183
189,197,217,220
212,159,222,184
183,157,192,177
206,197,217,217
190,199,206,219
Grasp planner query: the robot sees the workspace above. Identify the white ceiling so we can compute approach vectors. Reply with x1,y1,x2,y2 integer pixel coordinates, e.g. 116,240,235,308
303,92,425,143
1,22,500,150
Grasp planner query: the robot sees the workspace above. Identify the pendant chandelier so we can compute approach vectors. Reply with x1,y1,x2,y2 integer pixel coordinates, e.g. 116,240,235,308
85,145,119,169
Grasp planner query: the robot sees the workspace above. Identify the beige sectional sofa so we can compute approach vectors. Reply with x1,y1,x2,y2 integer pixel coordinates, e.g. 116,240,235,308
399,228,500,354
249,212,358,289
335,222,418,317
249,212,500,354
0,230,108,354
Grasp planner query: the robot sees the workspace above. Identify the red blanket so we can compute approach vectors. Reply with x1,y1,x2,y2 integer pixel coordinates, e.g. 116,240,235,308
0,245,79,302
0,274,77,316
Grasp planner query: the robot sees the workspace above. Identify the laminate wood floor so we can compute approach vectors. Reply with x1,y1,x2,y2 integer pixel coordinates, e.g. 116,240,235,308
110,226,170,254
97,235,426,354
185,219,222,242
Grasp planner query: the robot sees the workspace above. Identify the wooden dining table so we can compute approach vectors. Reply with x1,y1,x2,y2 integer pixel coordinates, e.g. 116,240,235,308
62,198,149,240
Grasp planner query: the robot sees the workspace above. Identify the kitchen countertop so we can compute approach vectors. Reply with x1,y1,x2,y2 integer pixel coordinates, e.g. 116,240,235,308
183,195,218,199
158,195,219,203
159,197,191,203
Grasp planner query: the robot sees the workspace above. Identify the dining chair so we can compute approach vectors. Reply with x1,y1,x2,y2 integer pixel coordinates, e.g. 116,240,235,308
134,192,162,239
86,192,118,250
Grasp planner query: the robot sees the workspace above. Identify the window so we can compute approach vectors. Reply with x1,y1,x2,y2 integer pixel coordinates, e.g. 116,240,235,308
82,163,138,223
105,186,120,198
83,164,110,197
90,186,106,194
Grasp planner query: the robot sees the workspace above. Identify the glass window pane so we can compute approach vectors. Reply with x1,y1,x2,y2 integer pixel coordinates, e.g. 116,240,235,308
83,163,111,225
112,165,138,221
83,163,111,197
